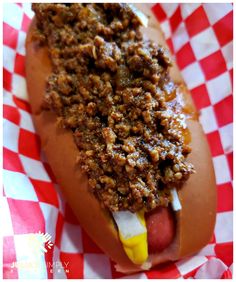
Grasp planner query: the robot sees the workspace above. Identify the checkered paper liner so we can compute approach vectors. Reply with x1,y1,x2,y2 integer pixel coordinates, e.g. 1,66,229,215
3,3,233,279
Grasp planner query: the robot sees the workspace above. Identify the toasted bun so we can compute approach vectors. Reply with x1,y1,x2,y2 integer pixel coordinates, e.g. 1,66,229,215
26,10,216,273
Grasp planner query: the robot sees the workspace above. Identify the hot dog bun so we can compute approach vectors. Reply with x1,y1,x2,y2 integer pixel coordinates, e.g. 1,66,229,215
26,7,216,273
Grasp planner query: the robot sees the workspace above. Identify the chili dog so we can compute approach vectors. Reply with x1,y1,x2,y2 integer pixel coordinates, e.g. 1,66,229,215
26,4,216,273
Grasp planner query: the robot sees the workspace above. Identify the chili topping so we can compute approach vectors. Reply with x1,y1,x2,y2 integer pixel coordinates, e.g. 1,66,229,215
32,3,195,212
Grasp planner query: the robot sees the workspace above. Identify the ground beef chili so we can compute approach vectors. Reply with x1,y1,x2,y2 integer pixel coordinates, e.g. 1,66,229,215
32,3,195,212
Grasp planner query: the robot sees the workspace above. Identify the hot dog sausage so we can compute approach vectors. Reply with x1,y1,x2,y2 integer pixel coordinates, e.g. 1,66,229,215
146,206,175,253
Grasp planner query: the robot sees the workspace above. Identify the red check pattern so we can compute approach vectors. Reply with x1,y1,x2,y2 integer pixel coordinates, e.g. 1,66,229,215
3,3,233,279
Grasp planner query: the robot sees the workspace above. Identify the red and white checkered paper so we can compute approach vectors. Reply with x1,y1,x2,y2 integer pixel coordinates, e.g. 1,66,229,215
3,3,233,279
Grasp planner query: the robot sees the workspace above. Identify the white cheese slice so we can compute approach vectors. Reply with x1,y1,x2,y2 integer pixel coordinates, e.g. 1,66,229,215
128,4,149,27
112,211,146,239
171,188,182,211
